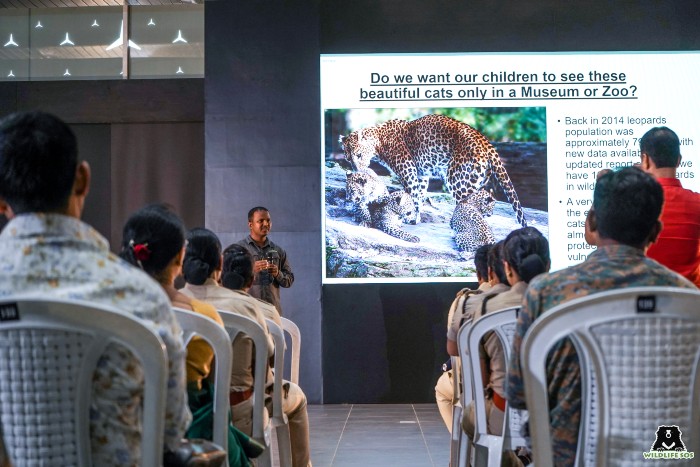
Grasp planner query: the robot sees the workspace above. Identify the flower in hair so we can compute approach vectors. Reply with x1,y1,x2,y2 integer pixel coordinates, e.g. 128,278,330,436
129,240,151,263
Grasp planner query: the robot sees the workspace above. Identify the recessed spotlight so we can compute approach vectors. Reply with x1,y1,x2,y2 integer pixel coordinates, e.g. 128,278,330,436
176,66,184,74
63,69,71,76
148,18,156,26
35,21,43,29
172,30,187,44
7,70,15,78
4,34,18,47
60,33,74,46
106,21,141,51
92,20,99,27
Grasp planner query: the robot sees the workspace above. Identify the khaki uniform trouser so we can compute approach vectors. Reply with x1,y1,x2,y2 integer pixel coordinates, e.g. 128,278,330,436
435,370,455,432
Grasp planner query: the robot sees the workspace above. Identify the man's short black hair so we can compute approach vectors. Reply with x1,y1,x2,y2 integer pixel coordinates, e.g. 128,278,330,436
593,166,663,246
474,243,492,280
0,111,77,214
247,206,269,221
639,126,681,168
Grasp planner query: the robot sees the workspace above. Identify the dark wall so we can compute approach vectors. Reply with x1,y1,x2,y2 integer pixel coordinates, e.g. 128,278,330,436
208,0,700,404
204,2,323,402
0,79,204,247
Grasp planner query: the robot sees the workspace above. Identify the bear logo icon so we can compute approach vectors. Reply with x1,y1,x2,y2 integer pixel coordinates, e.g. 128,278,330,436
651,425,686,452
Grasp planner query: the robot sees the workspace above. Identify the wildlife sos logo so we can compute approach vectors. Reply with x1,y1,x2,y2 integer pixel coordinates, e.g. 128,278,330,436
643,425,695,460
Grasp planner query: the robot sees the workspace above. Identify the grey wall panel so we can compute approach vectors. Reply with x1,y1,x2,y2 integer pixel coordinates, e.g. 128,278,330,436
205,0,323,401
206,166,320,234
72,125,112,242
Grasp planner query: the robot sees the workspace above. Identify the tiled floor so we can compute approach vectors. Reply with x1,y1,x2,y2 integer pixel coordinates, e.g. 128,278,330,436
307,404,450,467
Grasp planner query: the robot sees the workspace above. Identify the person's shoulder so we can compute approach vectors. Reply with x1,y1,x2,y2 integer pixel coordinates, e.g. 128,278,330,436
267,239,286,252
646,259,699,288
189,298,224,325
236,237,253,247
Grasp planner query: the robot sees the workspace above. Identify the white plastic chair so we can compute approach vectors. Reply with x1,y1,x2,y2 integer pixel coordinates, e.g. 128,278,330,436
266,319,293,467
465,306,526,467
453,318,475,467
280,316,301,385
217,309,273,466
173,307,234,453
521,286,700,467
0,297,168,467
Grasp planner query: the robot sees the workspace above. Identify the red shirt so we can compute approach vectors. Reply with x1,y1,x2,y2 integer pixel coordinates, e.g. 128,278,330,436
646,177,700,287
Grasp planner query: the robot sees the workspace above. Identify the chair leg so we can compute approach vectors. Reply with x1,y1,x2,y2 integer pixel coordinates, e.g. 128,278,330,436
457,435,471,467
273,425,292,467
450,405,463,467
254,427,273,467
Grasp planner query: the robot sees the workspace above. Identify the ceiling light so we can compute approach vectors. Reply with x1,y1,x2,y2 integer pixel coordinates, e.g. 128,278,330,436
172,30,187,44
35,21,43,29
60,33,74,46
4,34,18,47
92,20,99,27
106,21,141,51
7,70,14,78
63,69,71,76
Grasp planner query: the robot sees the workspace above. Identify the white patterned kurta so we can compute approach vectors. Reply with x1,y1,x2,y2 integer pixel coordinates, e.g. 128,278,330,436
0,213,191,466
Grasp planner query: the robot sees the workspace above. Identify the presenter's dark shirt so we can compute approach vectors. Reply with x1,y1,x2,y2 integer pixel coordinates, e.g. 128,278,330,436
237,235,293,315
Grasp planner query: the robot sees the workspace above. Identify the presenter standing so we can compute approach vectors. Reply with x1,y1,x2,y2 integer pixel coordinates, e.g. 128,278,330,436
237,206,294,315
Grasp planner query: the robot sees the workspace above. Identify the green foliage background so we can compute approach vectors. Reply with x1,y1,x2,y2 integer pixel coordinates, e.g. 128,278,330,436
371,107,546,142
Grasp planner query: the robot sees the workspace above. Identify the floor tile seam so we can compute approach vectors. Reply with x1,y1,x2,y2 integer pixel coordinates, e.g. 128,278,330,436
412,403,437,467
330,403,353,466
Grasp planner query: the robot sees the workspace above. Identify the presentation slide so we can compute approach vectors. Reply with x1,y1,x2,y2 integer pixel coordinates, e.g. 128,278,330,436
321,52,700,284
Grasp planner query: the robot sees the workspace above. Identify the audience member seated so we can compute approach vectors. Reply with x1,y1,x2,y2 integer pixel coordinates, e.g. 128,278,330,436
639,126,700,287
0,111,191,465
181,237,311,467
446,240,510,357
121,216,259,466
462,227,550,467
506,167,696,467
435,243,492,431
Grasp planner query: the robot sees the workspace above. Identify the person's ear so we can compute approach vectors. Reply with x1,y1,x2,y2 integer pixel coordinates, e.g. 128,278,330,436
66,161,90,218
73,161,90,198
584,208,598,245
647,220,663,247
640,153,653,171
0,198,14,219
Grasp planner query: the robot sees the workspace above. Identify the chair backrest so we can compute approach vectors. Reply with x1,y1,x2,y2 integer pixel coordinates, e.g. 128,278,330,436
521,286,700,467
217,310,270,447
280,317,301,385
0,297,168,467
265,318,294,467
265,319,288,423
173,307,233,452
465,306,526,464
456,317,475,425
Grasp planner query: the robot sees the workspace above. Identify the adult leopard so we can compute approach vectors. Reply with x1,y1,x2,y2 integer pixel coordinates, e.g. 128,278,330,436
339,114,527,226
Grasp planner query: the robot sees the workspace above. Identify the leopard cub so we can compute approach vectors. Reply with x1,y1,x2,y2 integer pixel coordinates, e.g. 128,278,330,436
346,171,418,243
450,189,495,251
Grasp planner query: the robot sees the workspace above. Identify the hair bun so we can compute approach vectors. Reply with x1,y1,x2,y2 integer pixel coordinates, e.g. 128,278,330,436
221,270,245,290
519,254,546,283
182,257,211,285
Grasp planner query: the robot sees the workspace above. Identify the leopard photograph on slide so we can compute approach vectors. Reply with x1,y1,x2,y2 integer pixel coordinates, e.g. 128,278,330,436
323,107,548,282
